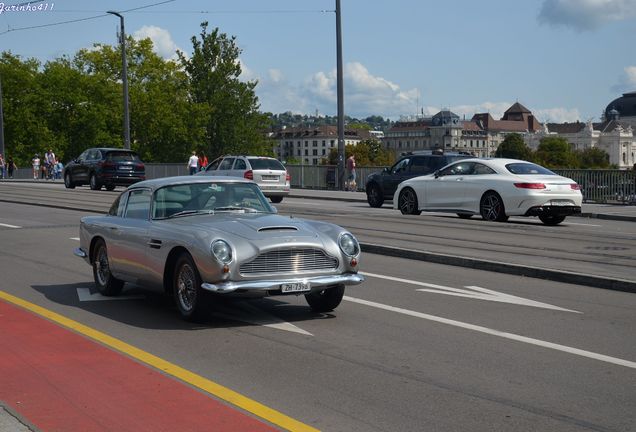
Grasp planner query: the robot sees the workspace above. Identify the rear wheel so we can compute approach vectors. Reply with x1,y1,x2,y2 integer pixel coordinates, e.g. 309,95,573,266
270,196,283,203
398,188,421,215
92,239,124,296
173,253,206,321
539,214,566,226
64,172,75,189
305,285,345,312
105,184,116,191
366,184,384,208
480,192,508,222
89,173,101,190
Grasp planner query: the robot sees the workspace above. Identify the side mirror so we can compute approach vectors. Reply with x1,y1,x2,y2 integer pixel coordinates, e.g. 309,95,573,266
382,167,389,174
434,170,440,178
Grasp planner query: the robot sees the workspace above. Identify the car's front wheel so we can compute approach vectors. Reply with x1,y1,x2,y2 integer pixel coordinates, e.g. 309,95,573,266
305,285,345,312
89,173,101,190
173,253,206,321
366,184,384,208
398,188,422,215
539,214,566,225
92,239,124,296
270,196,283,203
480,192,508,222
64,172,75,189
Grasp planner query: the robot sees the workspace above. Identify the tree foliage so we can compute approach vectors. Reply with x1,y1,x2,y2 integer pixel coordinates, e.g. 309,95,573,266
535,136,577,168
576,147,610,169
495,133,532,160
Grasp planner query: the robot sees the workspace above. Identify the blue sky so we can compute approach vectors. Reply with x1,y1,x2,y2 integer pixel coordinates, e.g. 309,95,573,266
1,0,635,123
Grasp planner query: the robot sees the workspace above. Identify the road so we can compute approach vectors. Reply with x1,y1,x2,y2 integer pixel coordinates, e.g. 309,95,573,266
0,184,635,431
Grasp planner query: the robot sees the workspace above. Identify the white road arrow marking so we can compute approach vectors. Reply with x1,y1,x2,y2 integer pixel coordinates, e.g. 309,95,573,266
362,272,580,313
212,301,313,336
77,288,144,302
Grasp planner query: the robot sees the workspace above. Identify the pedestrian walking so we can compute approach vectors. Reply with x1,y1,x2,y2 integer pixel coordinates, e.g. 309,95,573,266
198,152,208,172
346,154,357,191
7,156,16,178
187,151,199,175
32,154,41,180
0,153,5,179
44,148,56,180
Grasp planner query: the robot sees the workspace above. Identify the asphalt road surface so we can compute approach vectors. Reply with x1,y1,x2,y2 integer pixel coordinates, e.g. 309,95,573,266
0,184,635,431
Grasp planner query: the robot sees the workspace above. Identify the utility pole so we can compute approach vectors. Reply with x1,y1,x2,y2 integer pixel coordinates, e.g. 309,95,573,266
0,77,4,158
107,11,131,150
335,0,345,190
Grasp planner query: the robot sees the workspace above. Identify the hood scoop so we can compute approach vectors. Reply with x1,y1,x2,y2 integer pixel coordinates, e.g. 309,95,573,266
257,226,299,232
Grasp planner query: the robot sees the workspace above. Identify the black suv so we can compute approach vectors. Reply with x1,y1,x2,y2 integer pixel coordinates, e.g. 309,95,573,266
63,148,145,191
365,151,472,207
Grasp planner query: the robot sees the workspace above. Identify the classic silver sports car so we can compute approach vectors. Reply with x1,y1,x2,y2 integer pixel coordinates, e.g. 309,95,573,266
74,176,364,321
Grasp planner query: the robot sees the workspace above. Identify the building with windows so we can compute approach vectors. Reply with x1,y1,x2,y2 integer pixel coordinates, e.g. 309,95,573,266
382,103,543,157
272,126,372,165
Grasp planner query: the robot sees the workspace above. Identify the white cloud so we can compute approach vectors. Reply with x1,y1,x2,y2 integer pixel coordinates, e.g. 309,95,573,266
133,25,181,60
612,65,636,93
533,107,582,123
538,0,636,31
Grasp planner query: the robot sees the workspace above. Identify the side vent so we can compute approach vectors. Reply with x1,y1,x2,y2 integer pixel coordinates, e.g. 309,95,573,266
257,226,299,232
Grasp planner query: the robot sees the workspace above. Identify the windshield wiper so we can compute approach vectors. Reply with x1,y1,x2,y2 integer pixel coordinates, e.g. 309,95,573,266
166,209,214,218
213,206,259,213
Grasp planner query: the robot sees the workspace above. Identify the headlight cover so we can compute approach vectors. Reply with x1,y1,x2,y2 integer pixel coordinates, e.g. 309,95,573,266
211,240,232,264
338,232,360,257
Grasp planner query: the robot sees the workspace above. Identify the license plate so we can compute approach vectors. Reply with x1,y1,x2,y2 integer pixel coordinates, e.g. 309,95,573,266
281,282,310,293
550,200,573,206
119,165,133,170
261,175,278,181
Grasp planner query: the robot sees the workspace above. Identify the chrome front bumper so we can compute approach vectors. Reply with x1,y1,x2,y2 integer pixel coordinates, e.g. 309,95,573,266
201,273,365,294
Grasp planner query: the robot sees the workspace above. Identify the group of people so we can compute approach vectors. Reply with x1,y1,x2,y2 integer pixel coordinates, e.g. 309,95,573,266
0,154,17,179
31,149,63,180
188,151,209,175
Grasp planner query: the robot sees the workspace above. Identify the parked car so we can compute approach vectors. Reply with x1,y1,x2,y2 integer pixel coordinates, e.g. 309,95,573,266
73,176,363,321
393,158,582,225
63,148,145,191
365,150,472,207
198,155,290,203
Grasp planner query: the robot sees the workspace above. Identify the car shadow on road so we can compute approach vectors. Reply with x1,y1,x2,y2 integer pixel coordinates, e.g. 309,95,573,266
31,282,337,331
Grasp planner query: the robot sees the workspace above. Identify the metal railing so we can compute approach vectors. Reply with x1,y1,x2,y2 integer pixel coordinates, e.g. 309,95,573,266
4,164,635,204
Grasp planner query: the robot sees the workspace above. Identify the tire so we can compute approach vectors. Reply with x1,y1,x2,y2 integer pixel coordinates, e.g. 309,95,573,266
105,184,116,191
89,173,101,190
366,184,384,208
270,196,283,203
457,213,473,219
539,214,566,226
64,172,75,189
398,188,422,215
305,285,345,312
480,192,508,222
92,239,124,296
173,253,206,321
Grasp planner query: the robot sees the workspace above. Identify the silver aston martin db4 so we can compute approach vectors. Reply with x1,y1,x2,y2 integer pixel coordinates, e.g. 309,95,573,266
74,176,364,321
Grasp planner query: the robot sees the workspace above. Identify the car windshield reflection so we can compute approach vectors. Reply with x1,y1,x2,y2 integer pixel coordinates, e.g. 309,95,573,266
152,182,273,219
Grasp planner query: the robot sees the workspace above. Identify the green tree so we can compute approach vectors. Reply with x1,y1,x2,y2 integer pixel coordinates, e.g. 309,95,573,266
535,136,577,168
495,133,532,160
179,22,272,159
576,147,610,169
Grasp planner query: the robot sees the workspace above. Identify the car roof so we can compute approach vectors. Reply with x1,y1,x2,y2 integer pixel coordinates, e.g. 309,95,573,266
128,175,252,191
85,147,138,154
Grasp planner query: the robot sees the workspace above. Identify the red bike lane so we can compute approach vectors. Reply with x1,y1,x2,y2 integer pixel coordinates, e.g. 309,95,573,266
0,299,283,432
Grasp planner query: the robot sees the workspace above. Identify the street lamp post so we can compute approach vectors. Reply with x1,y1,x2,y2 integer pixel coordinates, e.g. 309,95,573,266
335,0,345,190
107,10,131,150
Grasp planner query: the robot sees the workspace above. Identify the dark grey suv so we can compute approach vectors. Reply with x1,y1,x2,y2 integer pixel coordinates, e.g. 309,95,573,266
63,148,145,191
365,151,472,207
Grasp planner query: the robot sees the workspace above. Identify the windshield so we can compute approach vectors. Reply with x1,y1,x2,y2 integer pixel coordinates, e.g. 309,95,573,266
152,182,274,219
248,158,285,171
106,151,140,162
505,163,556,175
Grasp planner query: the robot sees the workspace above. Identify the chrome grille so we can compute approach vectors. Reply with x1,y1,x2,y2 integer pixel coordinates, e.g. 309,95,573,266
240,248,338,275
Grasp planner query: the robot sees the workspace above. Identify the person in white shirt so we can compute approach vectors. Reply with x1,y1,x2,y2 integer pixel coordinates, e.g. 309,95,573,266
187,151,199,175
32,154,41,179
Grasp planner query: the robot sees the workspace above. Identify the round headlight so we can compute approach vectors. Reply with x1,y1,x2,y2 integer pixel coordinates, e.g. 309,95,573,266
339,233,360,257
211,240,232,264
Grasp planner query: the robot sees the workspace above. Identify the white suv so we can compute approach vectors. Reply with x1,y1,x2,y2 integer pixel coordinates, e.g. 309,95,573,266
199,156,291,203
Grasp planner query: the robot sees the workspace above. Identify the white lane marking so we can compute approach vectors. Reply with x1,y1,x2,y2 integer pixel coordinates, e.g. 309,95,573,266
212,301,313,336
70,237,80,241
0,223,21,228
361,272,579,313
563,222,602,227
343,296,636,369
77,288,144,301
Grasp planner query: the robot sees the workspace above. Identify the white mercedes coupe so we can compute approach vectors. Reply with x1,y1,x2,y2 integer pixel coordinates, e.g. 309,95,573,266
393,158,582,225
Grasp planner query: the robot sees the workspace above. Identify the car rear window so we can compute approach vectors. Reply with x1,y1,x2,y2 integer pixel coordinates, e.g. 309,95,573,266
506,163,556,175
106,151,140,162
248,158,285,171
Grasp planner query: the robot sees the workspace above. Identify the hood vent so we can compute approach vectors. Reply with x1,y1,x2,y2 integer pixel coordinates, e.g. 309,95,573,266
257,226,299,232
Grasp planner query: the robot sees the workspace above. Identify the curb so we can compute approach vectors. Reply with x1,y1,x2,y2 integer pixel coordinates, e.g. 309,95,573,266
361,243,636,294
